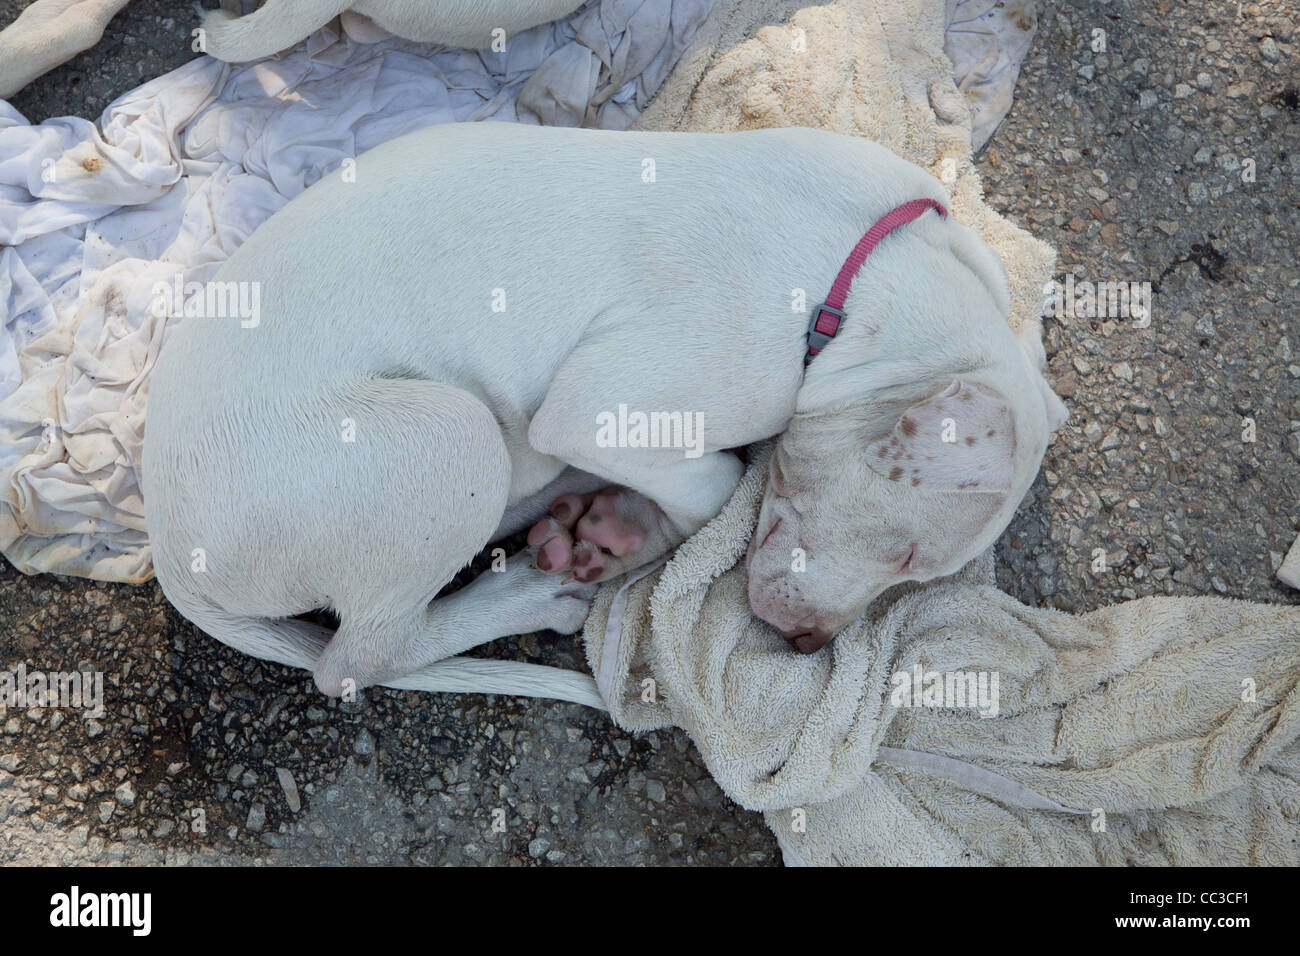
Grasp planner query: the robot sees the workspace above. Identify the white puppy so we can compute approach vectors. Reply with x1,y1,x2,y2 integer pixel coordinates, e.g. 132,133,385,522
141,123,1066,699
199,0,586,61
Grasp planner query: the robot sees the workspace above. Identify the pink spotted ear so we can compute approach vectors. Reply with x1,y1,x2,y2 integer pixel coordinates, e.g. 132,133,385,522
866,381,1016,492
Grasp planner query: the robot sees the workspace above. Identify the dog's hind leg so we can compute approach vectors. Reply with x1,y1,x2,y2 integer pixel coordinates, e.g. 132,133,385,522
0,0,131,98
160,591,604,707
149,375,607,699
148,376,506,692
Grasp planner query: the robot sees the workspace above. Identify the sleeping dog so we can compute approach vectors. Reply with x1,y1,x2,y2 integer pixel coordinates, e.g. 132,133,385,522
141,123,1066,699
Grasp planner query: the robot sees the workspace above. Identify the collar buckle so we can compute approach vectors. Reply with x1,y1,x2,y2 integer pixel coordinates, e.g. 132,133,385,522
805,303,845,363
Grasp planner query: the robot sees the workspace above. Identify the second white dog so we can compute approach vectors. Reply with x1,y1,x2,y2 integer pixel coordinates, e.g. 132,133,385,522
199,0,587,61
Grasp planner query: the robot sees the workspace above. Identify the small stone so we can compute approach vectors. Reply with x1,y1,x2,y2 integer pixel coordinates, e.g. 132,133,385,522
1188,183,1208,205
1137,90,1158,109
1154,417,1171,438
1195,314,1216,336
1260,38,1280,62
1288,432,1300,458
1113,362,1133,382
1099,429,1122,451
1083,421,1103,444
353,729,375,756
528,837,551,859
646,779,667,803
114,781,136,807
1193,146,1214,165
85,719,104,738
276,767,301,813
1078,64,1095,80
107,612,126,634
1196,72,1213,91
246,803,266,832
98,801,115,822
1226,82,1257,98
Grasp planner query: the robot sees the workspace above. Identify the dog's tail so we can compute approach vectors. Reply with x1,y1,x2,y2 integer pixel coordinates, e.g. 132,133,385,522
199,0,355,63
164,592,608,709
383,657,606,709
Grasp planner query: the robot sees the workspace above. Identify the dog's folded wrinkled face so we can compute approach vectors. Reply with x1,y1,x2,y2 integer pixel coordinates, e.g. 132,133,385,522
745,215,1069,652
745,378,1028,652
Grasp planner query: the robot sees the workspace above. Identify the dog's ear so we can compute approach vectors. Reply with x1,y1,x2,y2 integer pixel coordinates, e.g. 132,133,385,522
945,220,1010,317
866,380,1015,492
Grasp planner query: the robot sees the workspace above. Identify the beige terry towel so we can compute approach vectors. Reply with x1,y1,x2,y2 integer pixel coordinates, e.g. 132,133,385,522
584,444,1300,865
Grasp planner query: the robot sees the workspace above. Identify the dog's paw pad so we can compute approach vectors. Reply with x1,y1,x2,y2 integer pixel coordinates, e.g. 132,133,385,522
575,490,643,557
570,540,606,583
527,516,573,571
529,487,651,581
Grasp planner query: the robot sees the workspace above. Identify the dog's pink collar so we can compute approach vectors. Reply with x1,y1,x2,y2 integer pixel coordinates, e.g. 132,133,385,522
805,197,949,364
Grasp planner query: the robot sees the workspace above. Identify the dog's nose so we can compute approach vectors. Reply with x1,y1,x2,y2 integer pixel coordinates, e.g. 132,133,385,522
777,625,832,654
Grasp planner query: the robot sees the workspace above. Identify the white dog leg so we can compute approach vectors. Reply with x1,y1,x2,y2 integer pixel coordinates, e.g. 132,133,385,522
199,0,353,62
339,10,392,43
0,0,130,99
427,552,596,647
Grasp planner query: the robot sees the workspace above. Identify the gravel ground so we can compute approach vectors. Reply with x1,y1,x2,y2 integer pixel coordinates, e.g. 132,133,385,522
1,0,1297,865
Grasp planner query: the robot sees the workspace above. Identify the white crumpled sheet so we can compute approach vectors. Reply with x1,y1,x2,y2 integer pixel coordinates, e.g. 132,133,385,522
0,0,1034,584
0,0,714,582
944,0,1039,151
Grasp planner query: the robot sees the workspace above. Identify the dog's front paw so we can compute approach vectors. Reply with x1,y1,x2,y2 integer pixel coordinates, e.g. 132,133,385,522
543,578,598,634
526,487,665,583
